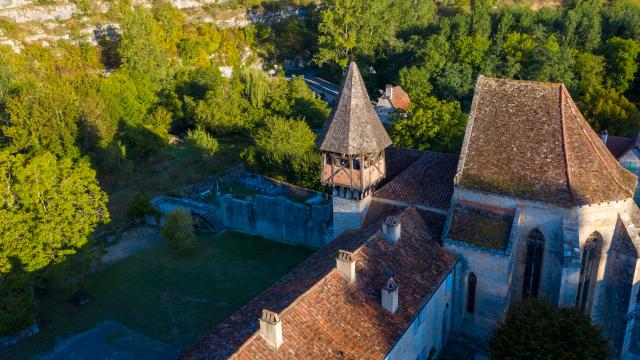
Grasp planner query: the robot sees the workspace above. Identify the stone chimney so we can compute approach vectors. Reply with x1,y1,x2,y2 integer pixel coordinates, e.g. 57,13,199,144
385,84,393,99
601,130,608,144
336,250,356,283
382,216,401,244
381,276,399,314
259,309,283,349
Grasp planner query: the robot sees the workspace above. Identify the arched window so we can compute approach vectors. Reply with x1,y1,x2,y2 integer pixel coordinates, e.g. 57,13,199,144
576,233,602,312
467,273,477,314
522,229,545,298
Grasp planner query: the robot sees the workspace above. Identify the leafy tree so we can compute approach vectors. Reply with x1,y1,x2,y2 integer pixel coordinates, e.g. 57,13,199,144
119,7,172,83
162,209,196,256
602,36,640,92
391,97,467,153
0,151,109,274
185,128,219,161
490,299,608,360
253,116,316,165
3,78,80,158
580,86,640,136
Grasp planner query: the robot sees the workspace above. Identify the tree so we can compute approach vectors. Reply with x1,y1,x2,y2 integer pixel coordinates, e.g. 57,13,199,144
127,192,160,223
391,97,467,153
119,7,172,83
253,116,316,167
185,128,219,161
0,151,109,274
580,86,640,136
490,299,608,360
162,209,196,256
3,78,80,158
602,36,640,92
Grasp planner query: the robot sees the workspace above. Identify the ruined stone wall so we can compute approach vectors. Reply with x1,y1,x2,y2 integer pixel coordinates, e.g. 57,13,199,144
219,195,332,249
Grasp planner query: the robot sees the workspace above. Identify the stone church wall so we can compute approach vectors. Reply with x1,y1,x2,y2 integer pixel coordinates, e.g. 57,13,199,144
220,194,332,249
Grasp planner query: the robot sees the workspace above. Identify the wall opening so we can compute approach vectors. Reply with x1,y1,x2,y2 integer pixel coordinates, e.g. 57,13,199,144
522,228,545,298
576,232,603,313
466,273,477,314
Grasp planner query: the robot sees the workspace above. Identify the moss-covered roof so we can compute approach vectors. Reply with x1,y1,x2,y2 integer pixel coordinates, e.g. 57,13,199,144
457,76,637,207
447,204,514,250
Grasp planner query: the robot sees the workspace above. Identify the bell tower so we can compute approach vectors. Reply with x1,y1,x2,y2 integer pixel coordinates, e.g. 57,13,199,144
317,62,392,238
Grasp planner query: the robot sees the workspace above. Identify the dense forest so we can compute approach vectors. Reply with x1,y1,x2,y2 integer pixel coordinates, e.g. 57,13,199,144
1,0,640,338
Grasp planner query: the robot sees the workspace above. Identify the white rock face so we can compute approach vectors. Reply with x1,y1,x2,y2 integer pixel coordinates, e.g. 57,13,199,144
0,3,77,23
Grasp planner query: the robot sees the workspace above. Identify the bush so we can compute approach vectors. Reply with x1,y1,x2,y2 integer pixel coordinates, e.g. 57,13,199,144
161,209,196,256
0,272,34,337
184,128,219,161
127,193,161,223
490,299,608,360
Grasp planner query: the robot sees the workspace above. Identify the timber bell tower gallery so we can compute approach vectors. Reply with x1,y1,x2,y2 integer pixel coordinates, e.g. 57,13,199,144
317,62,392,238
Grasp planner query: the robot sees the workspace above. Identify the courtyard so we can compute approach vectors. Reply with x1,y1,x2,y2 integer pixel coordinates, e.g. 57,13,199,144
7,231,314,359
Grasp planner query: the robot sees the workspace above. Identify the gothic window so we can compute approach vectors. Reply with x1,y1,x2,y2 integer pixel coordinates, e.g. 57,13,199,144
467,273,477,314
522,229,545,298
576,232,602,313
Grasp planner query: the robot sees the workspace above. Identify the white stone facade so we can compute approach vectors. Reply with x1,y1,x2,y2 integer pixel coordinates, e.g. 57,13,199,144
440,187,640,357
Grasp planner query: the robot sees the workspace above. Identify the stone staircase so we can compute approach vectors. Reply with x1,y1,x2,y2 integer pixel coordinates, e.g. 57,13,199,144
195,211,226,234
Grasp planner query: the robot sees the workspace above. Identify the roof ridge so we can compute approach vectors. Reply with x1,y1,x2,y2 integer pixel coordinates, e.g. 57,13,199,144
559,85,576,204
562,86,635,199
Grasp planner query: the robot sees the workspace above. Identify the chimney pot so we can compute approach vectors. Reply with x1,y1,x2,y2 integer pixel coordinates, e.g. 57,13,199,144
385,84,393,99
336,250,356,283
259,309,283,349
381,276,399,314
382,216,401,244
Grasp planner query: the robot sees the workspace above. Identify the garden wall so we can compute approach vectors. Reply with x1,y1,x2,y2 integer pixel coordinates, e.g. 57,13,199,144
219,194,332,249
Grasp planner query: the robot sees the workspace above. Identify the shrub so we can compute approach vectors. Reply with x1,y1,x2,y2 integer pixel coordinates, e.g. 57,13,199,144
127,193,160,223
490,299,608,360
161,209,197,256
185,128,219,161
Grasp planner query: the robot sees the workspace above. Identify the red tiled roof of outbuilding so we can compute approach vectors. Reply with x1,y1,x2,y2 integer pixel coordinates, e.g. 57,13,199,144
179,207,456,360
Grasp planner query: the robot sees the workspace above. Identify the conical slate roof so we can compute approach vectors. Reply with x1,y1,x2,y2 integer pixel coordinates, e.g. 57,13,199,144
317,62,392,155
456,76,637,207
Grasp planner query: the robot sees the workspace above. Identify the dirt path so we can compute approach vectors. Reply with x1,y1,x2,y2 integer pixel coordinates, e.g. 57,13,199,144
101,226,162,265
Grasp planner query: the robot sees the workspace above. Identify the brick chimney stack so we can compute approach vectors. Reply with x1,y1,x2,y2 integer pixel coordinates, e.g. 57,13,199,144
336,250,356,283
259,309,283,349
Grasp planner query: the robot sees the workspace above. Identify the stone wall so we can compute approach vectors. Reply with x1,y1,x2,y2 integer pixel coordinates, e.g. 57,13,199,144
332,196,371,240
219,194,332,249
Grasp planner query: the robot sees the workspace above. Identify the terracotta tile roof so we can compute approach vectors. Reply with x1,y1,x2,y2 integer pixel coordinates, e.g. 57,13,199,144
457,76,637,207
374,151,458,211
446,204,514,250
604,134,636,159
380,85,410,111
317,62,393,155
180,207,457,360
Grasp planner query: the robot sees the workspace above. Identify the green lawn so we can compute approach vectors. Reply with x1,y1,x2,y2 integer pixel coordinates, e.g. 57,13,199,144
8,231,313,359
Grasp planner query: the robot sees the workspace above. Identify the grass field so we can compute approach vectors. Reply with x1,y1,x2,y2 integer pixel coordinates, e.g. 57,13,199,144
8,231,314,359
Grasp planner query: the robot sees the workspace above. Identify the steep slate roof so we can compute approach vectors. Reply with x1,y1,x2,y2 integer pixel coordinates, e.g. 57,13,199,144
180,207,456,360
375,151,458,212
456,76,637,207
317,62,392,154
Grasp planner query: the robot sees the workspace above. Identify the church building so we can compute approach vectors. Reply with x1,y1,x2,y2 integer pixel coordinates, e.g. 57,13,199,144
180,63,640,359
